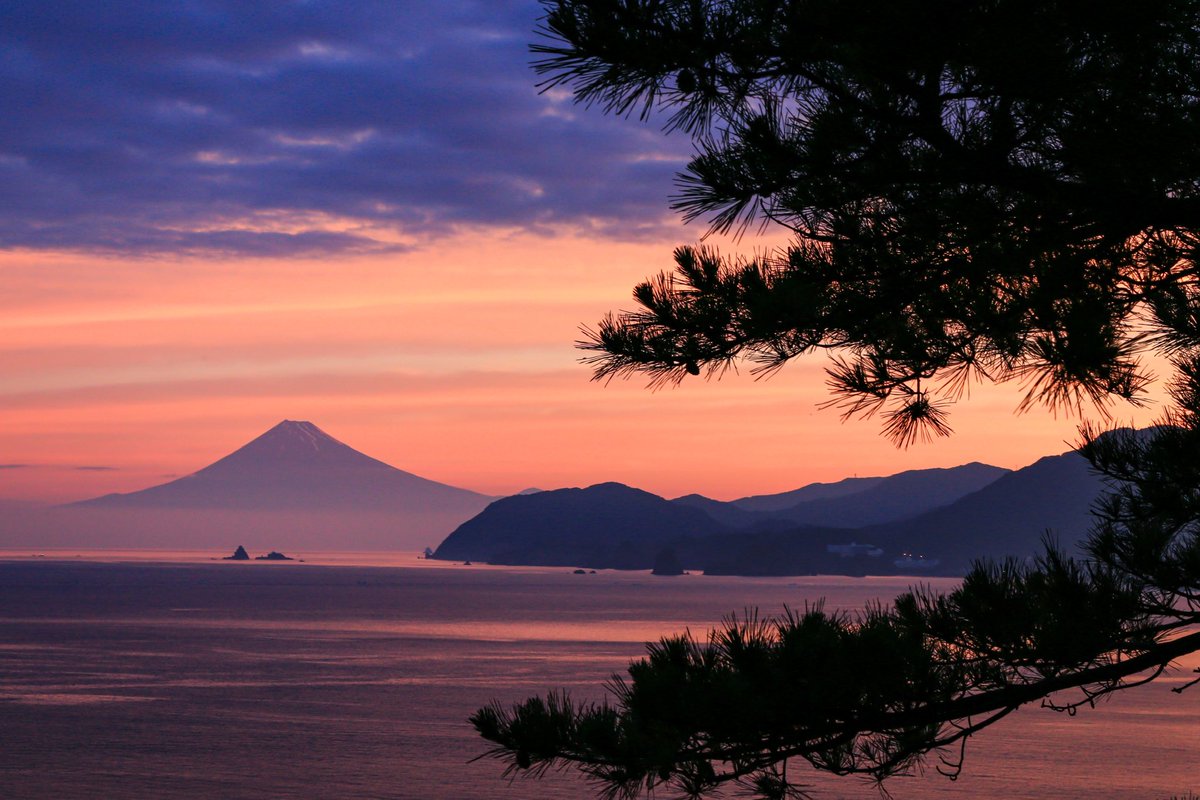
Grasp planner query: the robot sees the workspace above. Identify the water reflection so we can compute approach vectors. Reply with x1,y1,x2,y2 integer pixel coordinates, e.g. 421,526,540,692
0,557,1195,800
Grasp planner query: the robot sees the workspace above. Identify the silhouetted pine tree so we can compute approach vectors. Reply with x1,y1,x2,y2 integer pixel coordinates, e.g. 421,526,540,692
472,2,1200,797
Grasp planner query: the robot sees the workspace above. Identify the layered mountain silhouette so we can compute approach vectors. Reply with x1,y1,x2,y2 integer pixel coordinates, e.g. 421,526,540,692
33,421,493,551
675,463,1009,529
730,476,888,512
76,420,488,512
872,451,1103,571
10,419,1122,568
434,453,1108,576
697,450,1106,576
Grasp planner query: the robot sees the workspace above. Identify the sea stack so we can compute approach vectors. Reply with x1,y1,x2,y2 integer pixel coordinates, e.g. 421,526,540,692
651,547,685,576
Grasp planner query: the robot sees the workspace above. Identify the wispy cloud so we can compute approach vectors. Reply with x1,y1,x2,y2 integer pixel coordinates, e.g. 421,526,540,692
0,463,117,471
0,1,690,257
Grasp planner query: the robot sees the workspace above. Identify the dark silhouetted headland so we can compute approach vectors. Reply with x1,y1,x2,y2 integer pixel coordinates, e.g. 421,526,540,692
434,452,1108,576
434,482,729,568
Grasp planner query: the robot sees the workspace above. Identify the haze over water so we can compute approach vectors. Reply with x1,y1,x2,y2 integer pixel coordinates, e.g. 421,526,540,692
1,555,1195,799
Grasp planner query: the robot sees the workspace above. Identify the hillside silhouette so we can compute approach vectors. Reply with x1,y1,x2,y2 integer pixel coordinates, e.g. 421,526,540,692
435,452,1106,575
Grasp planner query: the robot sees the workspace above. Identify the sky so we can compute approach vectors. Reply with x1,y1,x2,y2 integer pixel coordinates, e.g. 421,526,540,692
0,0,1166,505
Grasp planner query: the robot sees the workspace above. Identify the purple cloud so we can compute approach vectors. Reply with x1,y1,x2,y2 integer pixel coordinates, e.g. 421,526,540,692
0,1,691,256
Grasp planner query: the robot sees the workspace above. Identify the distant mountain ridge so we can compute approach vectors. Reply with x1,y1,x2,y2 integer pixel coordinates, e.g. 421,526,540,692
434,453,1108,576
731,476,887,511
675,463,1010,530
693,449,1106,576
872,451,1103,571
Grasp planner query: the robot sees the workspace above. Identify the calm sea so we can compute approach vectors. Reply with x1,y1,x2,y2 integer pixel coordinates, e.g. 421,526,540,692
0,553,1195,799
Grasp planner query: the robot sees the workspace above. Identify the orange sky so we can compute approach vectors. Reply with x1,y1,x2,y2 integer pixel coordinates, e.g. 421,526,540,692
0,228,1169,505
0,3,1173,509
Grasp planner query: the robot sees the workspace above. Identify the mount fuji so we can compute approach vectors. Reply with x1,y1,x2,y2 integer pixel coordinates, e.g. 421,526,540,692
38,421,495,551
77,420,490,513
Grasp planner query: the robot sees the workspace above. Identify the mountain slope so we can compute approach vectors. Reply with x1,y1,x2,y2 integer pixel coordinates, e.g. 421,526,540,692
434,482,730,568
732,476,886,512
41,420,494,551
766,462,1010,528
695,452,1103,577
870,451,1104,572
675,463,1009,530
670,494,766,528
75,420,489,512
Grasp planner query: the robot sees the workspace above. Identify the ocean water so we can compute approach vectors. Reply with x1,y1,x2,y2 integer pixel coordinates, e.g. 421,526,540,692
0,554,1196,800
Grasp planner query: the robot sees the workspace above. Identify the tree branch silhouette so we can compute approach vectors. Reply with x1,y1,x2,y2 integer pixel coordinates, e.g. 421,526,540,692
473,2,1200,796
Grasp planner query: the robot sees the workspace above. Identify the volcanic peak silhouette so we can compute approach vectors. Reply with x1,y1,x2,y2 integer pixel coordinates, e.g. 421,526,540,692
197,420,396,472
74,420,490,512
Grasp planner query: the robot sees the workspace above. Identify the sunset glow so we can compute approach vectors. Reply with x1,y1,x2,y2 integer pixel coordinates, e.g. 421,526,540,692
0,2,1165,506
4,6,1198,800
2,233,1165,505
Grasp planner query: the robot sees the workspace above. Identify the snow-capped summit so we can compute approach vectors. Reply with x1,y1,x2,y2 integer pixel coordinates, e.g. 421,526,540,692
263,420,329,451
198,420,394,471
